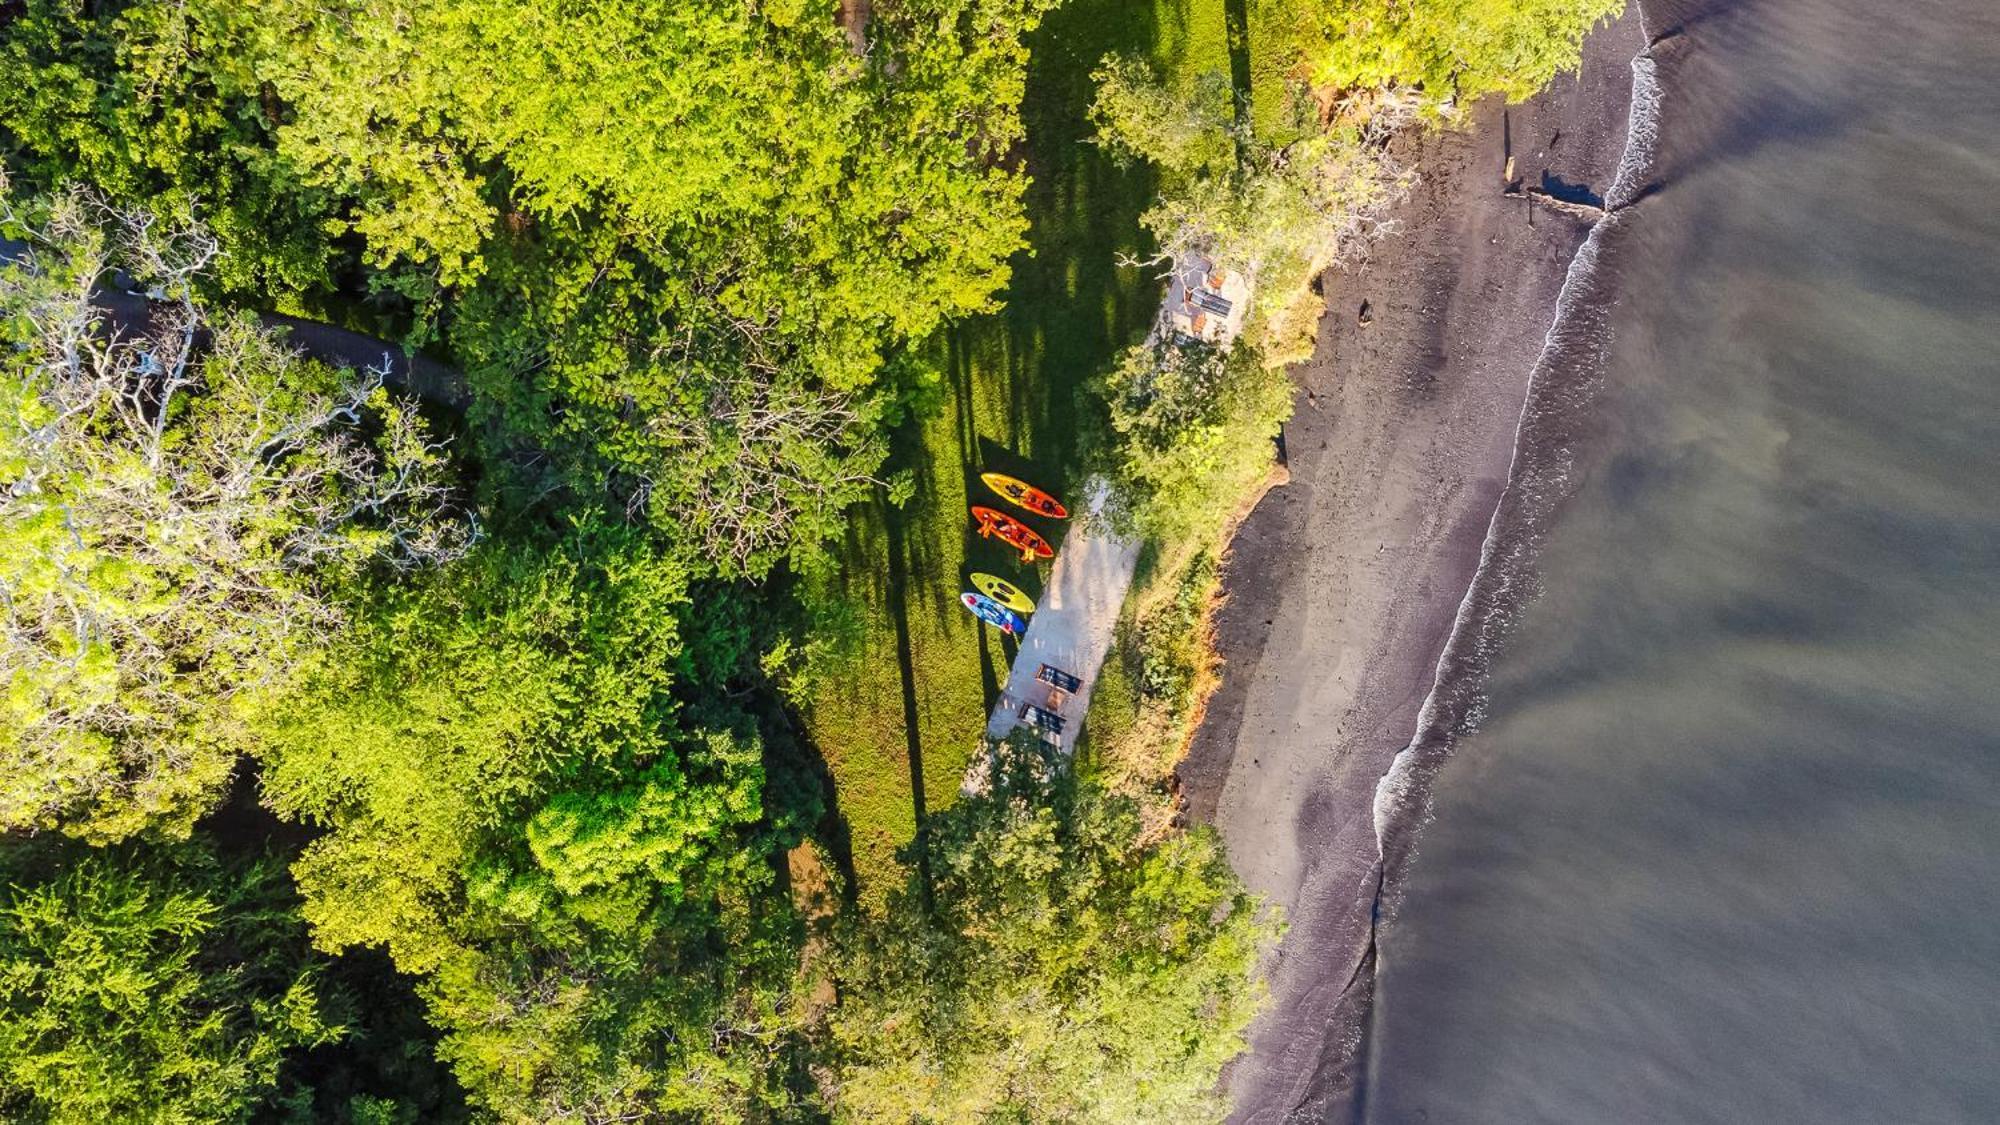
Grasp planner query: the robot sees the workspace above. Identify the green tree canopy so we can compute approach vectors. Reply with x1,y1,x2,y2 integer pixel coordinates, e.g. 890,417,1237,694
0,182,468,843
821,736,1276,1122
1091,57,1411,360
255,517,820,1119
0,0,1063,574
1090,337,1295,542
0,0,338,297
0,845,338,1124
1294,0,1625,107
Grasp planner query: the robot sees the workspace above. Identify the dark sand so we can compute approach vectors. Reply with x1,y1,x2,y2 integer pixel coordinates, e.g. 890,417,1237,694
1176,11,1647,1122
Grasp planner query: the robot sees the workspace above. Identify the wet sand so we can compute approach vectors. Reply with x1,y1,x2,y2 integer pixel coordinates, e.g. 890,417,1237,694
1174,11,1647,1121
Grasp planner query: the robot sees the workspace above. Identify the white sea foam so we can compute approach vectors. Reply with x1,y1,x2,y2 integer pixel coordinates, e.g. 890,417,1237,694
1609,53,1664,211
1371,43,1667,849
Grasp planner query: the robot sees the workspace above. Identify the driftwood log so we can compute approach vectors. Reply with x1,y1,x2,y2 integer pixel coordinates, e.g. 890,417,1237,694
1504,187,1608,221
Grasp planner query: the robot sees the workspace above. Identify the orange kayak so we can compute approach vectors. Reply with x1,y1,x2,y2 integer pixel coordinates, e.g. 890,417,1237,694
971,506,1054,562
980,472,1068,520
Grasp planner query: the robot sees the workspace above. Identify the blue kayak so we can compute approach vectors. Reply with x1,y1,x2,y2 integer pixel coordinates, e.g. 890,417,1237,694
960,591,1026,636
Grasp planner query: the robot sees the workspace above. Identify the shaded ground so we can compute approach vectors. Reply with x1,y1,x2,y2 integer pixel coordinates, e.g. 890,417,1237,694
1174,12,1646,1122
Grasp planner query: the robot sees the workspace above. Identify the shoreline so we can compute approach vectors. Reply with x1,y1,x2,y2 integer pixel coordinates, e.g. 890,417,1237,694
1174,9,1650,1121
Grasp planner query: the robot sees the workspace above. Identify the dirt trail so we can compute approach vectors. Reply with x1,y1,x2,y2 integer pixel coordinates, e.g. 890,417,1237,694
0,237,467,409
1175,12,1647,1121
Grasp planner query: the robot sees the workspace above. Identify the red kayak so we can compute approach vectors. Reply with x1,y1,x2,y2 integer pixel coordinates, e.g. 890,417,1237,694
971,506,1053,563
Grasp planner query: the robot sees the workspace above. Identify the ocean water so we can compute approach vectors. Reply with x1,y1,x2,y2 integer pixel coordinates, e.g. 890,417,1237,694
1361,0,2000,1122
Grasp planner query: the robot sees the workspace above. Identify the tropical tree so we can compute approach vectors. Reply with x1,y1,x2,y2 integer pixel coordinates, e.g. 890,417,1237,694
1294,0,1625,108
820,735,1276,1123
255,517,821,1120
1091,57,1412,360
0,844,338,1124
0,0,338,297
1090,337,1295,543
0,180,469,843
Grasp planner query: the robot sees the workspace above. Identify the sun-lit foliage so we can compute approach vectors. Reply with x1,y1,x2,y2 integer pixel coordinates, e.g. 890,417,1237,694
0,183,467,844
254,517,820,1120
0,845,338,1123
0,0,1060,575
0,0,1612,1113
1091,337,1295,542
1296,0,1625,108
1092,56,1413,361
821,735,1276,1122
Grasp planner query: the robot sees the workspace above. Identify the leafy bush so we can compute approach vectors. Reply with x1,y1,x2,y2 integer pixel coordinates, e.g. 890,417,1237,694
1092,57,1411,360
1136,551,1223,708
1085,550,1226,797
1295,0,1625,108
1091,339,1294,544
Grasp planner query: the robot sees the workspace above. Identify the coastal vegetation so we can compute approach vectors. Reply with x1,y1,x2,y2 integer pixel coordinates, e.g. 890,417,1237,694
822,735,1271,1122
1090,54,1411,365
1080,0,1620,793
1092,336,1295,544
0,0,1615,1118
1296,0,1626,107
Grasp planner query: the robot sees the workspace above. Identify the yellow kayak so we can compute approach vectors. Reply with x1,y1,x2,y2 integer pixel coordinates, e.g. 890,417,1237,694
980,472,1068,520
971,572,1035,615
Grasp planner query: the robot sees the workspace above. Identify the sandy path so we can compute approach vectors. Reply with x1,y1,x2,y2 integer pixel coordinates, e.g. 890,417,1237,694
983,487,1140,758
1175,12,1647,1122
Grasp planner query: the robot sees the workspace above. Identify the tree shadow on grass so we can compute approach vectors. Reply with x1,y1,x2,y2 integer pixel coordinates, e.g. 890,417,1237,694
811,0,1174,896
881,498,935,910
976,624,1004,714
1223,0,1254,129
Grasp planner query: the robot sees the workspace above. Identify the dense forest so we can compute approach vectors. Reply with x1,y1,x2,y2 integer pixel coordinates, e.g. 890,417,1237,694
0,0,1614,1120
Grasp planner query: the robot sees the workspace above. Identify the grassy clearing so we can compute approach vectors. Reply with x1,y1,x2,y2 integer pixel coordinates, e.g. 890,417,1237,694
804,0,1159,898
802,0,1289,899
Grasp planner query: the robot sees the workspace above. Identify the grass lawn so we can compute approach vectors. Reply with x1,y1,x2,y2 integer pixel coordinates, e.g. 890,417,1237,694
803,0,1285,900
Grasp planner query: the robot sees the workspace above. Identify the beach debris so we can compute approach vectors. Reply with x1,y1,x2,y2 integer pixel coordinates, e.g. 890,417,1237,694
1506,186,1607,221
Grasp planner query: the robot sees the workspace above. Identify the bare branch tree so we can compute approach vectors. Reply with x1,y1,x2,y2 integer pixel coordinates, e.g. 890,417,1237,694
0,183,473,841
643,367,883,575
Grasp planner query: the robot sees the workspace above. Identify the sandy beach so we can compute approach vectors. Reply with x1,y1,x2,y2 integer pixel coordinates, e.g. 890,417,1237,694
1175,10,1648,1121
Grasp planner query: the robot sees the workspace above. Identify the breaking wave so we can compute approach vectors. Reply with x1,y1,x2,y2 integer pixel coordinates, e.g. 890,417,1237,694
1371,44,1665,885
